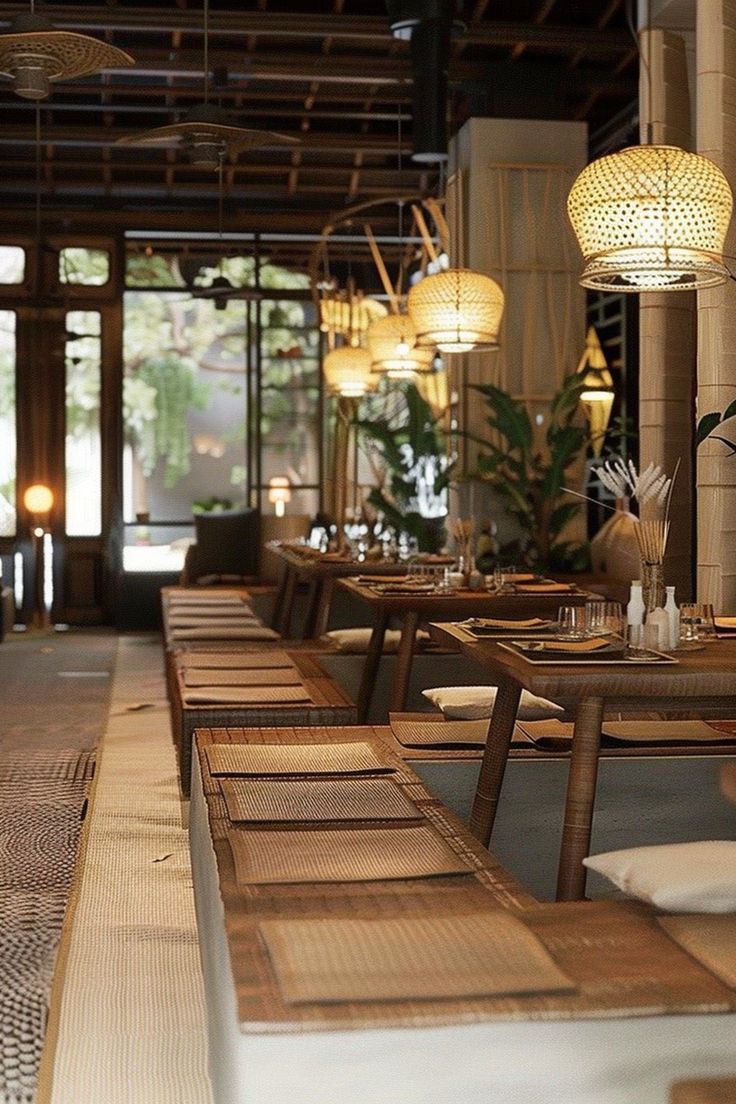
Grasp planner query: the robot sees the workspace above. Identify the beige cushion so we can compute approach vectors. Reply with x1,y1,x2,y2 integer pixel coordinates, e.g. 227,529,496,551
322,627,430,654
422,685,564,722
583,841,736,913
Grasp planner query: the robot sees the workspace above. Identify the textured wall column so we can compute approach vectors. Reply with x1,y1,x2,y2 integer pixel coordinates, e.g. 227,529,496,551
696,0,736,610
639,28,696,601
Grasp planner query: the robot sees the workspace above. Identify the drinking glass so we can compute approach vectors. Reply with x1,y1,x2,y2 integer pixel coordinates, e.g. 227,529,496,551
557,605,587,640
680,603,716,641
625,623,648,658
642,621,661,652
586,599,624,637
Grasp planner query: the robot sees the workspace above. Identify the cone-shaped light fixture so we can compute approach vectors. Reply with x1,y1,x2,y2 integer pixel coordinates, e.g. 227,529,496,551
568,145,733,291
0,11,133,100
407,267,504,353
576,326,614,457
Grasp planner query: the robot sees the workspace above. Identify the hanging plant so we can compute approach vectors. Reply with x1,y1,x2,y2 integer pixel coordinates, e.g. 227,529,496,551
130,354,210,488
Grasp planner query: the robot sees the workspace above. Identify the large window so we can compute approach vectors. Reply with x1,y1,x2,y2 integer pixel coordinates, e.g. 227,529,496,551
0,310,16,536
65,310,102,536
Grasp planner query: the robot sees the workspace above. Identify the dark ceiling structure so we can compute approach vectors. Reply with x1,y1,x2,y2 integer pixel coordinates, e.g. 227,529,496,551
0,1,638,239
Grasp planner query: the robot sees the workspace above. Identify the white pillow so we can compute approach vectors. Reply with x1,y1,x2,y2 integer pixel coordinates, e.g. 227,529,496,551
583,841,736,913
322,628,430,654
422,685,563,721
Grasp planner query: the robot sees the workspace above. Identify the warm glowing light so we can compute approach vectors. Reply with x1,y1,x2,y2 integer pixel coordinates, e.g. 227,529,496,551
407,268,504,353
268,476,292,517
322,345,374,397
567,145,733,292
23,484,54,514
576,327,615,458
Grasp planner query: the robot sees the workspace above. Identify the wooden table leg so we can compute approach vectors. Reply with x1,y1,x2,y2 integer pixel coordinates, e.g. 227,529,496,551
270,565,289,630
276,566,298,638
301,579,322,639
312,577,335,639
356,609,389,723
468,678,522,848
555,694,605,902
389,610,420,714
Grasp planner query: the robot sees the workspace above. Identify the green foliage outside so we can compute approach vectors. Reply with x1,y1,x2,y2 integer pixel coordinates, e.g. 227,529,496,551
357,383,453,554
468,374,593,572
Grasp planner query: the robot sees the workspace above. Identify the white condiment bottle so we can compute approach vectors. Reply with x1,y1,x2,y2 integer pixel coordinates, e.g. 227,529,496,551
645,604,669,651
626,580,645,628
664,585,679,650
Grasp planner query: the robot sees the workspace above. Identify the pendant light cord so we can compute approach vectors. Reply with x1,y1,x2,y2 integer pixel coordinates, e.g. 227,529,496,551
34,102,41,291
203,0,209,105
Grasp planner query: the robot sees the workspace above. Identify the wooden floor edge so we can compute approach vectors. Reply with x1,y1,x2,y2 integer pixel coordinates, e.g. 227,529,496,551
34,649,115,1104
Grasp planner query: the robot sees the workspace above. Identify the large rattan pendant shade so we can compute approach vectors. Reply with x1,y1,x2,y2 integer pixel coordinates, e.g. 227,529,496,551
323,345,375,398
567,145,733,291
367,313,435,377
407,268,504,353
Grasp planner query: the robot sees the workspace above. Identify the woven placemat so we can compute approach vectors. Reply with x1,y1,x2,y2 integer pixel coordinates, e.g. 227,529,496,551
167,590,243,603
168,605,254,619
183,667,301,688
171,626,279,641
514,582,573,593
179,651,294,669
659,915,736,989
258,911,576,1004
168,614,260,628
206,741,392,777
183,683,311,705
390,717,490,748
228,823,473,885
517,719,736,748
220,776,422,825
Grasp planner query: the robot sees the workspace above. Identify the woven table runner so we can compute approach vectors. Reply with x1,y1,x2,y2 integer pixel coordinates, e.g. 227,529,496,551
179,651,294,669
659,915,736,989
171,626,279,641
206,741,391,777
220,776,422,825
258,911,576,1004
183,667,301,688
228,823,473,886
182,684,311,705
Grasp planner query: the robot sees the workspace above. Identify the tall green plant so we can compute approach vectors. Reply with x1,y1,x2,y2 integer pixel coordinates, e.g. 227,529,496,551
357,383,453,553
469,374,591,571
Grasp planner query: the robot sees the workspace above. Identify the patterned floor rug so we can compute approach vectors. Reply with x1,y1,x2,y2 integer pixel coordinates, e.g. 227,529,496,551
0,630,116,1104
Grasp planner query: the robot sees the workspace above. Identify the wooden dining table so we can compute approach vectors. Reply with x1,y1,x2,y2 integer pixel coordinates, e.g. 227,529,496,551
339,578,591,723
267,543,414,639
428,623,736,902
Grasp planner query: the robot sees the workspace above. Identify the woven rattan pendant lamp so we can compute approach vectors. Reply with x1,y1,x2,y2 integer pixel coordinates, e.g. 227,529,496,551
568,5,732,293
576,326,615,457
323,345,375,399
0,4,133,100
407,189,504,353
568,144,733,291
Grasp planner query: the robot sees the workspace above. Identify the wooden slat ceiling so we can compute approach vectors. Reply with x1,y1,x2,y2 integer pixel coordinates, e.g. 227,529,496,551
0,0,637,239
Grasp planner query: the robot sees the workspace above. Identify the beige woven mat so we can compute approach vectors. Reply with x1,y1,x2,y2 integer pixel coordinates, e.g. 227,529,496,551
168,598,248,609
390,718,490,748
220,776,422,825
168,607,255,621
258,911,576,1004
167,590,242,603
229,823,472,886
206,741,392,777
517,719,735,747
168,614,260,628
183,683,311,705
659,915,736,989
183,667,301,688
171,626,279,641
179,650,294,669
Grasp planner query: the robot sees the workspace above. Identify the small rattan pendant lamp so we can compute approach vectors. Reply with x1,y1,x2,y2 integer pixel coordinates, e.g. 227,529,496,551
407,186,504,353
567,12,733,292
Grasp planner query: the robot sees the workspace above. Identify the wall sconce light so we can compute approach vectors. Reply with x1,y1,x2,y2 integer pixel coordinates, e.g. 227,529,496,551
22,483,53,628
23,483,53,516
268,477,291,518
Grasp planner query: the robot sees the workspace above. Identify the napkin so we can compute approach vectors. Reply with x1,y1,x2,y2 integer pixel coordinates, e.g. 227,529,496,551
534,636,611,653
515,582,572,593
466,617,550,630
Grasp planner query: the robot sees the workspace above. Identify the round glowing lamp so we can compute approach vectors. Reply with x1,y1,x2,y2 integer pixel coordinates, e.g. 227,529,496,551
23,483,54,514
268,476,291,518
322,345,374,397
407,268,504,353
567,145,733,291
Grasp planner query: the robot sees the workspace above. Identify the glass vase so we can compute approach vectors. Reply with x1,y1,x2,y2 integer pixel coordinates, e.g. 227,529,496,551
641,561,665,612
